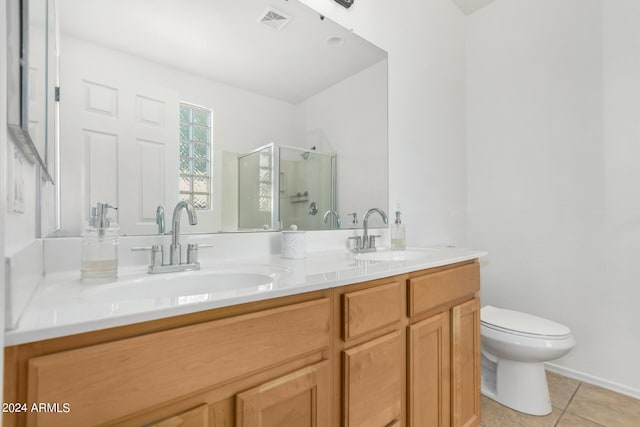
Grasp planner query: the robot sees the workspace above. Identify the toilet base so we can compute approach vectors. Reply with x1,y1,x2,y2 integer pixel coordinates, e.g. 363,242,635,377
481,354,552,416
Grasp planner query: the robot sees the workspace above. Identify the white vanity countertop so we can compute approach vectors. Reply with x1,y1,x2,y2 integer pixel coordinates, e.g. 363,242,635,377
5,247,486,346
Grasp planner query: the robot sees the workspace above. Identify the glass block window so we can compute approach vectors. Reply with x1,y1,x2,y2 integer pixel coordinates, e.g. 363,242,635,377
179,103,211,210
259,150,272,212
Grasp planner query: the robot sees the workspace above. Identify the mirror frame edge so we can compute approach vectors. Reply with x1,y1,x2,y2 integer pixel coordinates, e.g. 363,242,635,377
7,0,54,183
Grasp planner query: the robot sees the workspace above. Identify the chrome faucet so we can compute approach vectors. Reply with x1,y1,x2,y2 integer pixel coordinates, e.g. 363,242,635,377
170,201,198,265
156,205,165,234
322,210,342,229
349,208,388,253
133,201,200,274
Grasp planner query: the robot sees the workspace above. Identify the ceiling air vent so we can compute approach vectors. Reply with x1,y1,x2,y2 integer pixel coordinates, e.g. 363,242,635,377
258,7,292,31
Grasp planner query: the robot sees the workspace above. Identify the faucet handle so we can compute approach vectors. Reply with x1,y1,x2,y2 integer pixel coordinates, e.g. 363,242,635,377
368,235,381,250
348,236,363,251
131,245,164,267
186,244,198,265
186,243,214,264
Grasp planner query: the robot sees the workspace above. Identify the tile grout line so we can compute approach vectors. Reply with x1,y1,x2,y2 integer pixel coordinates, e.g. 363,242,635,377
553,381,584,427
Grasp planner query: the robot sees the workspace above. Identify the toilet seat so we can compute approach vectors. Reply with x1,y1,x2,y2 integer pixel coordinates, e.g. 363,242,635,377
481,306,571,340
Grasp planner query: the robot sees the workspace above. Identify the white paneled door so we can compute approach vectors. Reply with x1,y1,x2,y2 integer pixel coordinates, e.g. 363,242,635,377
61,62,179,235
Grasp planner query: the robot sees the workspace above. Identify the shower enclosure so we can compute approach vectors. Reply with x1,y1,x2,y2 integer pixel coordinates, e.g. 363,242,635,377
238,143,337,230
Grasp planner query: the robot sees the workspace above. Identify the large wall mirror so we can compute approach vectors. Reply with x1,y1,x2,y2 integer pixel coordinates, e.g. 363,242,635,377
54,0,388,236
7,0,56,183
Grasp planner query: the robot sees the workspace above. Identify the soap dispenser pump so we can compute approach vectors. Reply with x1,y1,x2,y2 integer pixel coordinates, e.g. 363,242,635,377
391,206,406,251
82,202,119,282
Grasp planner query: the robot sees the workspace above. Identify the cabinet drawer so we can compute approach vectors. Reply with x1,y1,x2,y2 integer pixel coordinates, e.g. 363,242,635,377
408,262,479,318
343,281,402,340
26,298,330,427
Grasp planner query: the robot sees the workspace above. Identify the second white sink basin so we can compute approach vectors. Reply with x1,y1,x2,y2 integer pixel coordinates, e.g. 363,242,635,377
355,249,439,262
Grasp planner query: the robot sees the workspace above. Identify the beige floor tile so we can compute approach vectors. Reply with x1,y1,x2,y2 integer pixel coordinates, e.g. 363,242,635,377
556,412,604,427
547,371,581,410
566,383,640,427
480,395,563,427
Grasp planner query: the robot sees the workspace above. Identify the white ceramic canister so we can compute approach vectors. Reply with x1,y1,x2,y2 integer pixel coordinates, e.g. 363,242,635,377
281,225,306,259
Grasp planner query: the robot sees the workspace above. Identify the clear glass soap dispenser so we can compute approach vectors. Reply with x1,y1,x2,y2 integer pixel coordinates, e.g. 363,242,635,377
391,208,406,251
81,202,119,282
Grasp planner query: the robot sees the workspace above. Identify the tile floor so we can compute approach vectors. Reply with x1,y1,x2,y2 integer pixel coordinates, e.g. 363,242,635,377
480,371,640,427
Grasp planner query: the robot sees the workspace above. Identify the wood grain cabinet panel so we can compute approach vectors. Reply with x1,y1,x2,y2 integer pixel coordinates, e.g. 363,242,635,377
408,311,451,427
343,330,402,427
26,298,330,427
236,361,330,427
343,281,401,340
408,262,479,318
149,404,209,427
452,298,481,427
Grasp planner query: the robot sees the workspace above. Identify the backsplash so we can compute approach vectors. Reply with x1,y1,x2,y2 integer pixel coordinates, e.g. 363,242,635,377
4,228,388,331
5,240,43,329
43,229,389,274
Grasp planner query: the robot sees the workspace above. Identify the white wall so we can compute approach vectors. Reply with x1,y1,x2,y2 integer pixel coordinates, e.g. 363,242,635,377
601,0,640,395
295,60,388,225
299,0,468,246
467,0,640,396
3,148,37,256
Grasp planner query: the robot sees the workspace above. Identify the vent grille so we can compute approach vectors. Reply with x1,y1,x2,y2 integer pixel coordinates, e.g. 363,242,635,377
258,7,291,31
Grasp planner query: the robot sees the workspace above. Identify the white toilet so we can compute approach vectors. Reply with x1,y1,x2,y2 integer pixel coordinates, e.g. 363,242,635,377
480,305,576,416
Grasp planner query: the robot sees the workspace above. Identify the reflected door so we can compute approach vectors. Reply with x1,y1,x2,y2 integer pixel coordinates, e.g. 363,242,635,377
61,64,180,235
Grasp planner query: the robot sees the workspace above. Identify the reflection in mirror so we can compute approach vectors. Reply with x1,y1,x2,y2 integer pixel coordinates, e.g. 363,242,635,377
56,0,388,236
237,144,337,231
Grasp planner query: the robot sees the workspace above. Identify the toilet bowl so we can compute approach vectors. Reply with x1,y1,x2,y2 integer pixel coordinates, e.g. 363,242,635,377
480,306,576,416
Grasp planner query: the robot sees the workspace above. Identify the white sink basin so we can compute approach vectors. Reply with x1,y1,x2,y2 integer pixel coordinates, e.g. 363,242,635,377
355,249,439,262
81,265,282,302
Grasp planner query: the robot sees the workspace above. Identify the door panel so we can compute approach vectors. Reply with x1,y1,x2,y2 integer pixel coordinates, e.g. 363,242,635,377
236,360,330,427
408,311,451,427
452,298,481,427
343,330,402,427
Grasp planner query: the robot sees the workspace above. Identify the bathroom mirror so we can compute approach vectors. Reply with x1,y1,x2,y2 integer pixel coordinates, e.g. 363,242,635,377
7,0,54,183
55,0,388,236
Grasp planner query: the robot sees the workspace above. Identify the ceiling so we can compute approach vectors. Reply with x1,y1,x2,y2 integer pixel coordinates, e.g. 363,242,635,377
451,0,498,15
57,0,387,103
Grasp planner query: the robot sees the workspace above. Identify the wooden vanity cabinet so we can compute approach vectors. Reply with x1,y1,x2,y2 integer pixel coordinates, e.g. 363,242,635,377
407,262,481,427
4,259,481,427
236,360,331,427
337,278,404,427
148,404,209,427
3,291,332,427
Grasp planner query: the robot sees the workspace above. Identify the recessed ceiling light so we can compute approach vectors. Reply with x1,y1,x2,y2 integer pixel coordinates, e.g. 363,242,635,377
326,36,344,47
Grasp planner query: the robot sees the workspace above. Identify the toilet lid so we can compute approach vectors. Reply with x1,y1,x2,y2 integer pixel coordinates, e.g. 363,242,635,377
481,306,571,337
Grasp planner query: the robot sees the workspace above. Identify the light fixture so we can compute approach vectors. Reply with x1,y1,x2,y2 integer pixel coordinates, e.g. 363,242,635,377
334,0,354,9
326,36,345,47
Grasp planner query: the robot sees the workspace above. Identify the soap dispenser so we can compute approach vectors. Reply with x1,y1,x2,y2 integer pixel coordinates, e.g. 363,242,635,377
82,202,119,282
391,207,406,251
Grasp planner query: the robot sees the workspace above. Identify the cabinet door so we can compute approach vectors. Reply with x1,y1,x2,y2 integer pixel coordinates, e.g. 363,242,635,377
343,330,402,427
236,360,330,427
408,311,451,427
452,298,481,427
26,298,330,426
150,404,209,427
